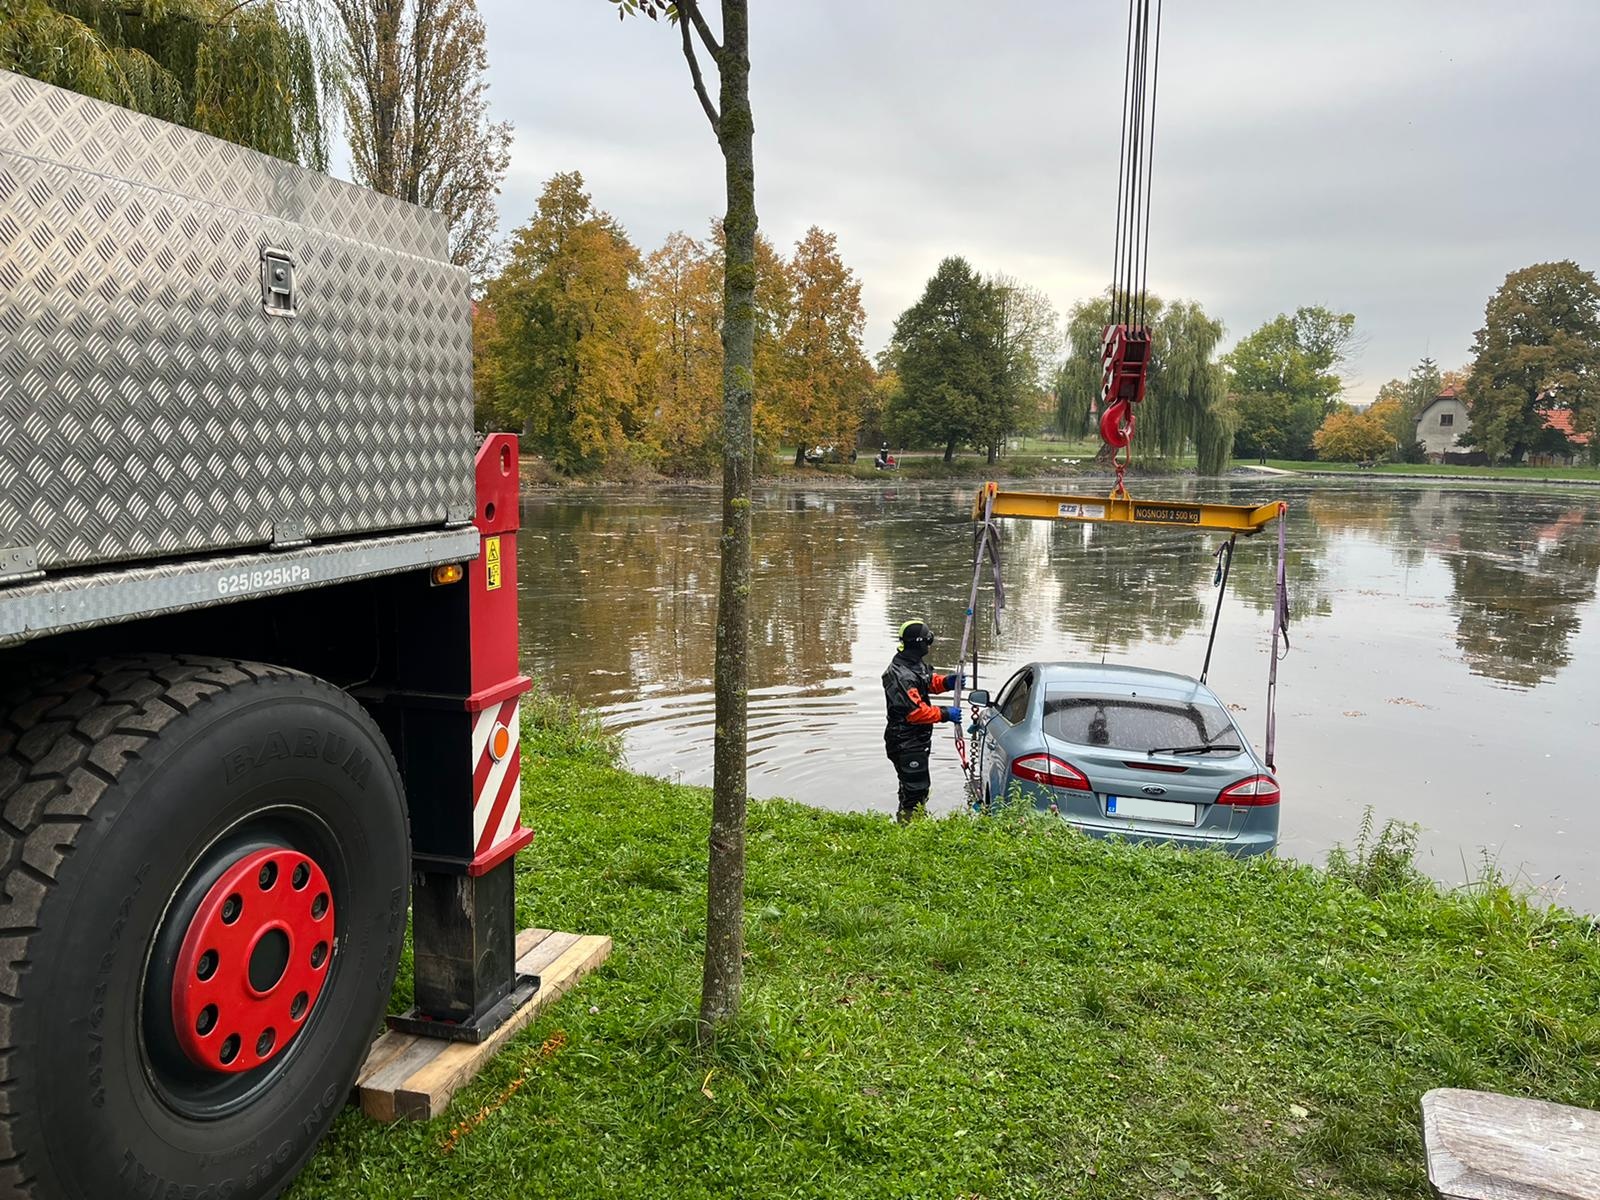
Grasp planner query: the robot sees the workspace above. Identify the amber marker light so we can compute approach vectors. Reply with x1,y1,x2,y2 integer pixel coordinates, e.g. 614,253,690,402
431,563,465,586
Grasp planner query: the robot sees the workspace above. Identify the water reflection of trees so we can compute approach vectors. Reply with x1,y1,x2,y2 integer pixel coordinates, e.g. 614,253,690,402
1439,497,1600,688
1037,523,1209,652
520,483,1600,702
519,489,877,699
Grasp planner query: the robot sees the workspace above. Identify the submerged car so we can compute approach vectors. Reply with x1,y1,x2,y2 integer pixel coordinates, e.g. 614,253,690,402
968,662,1279,856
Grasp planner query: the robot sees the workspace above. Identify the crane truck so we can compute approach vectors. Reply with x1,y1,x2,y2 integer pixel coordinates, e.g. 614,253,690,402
0,69,539,1198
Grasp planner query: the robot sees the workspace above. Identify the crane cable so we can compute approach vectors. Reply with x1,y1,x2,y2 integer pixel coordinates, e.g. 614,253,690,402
1102,0,1163,497
1111,0,1162,327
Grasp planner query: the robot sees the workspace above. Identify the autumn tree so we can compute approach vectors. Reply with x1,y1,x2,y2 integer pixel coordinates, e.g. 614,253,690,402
1463,261,1600,464
1313,404,1393,462
477,171,645,473
639,231,724,475
750,233,795,455
613,0,757,1042
1058,292,1236,474
987,276,1060,462
887,257,1003,462
1225,306,1358,460
860,367,899,449
470,299,513,430
1,0,330,166
778,228,871,465
334,0,513,278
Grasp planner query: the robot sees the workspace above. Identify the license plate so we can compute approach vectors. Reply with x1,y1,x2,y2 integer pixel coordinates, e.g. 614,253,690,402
1104,794,1199,826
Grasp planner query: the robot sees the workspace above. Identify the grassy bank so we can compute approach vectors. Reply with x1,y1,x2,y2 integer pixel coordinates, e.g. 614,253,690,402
1238,458,1600,483
294,710,1600,1200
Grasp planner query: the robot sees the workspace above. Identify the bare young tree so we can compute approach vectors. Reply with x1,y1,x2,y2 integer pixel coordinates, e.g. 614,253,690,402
334,0,512,278
612,0,755,1042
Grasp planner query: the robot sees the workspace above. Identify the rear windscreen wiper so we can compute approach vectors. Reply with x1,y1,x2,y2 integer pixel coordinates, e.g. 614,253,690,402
1148,744,1241,756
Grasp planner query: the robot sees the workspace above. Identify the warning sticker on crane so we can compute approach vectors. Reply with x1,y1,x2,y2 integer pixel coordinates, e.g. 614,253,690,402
1058,502,1107,520
484,536,502,590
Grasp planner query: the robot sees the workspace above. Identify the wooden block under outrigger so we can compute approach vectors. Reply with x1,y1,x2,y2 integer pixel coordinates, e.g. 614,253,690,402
972,482,1285,535
355,927,612,1122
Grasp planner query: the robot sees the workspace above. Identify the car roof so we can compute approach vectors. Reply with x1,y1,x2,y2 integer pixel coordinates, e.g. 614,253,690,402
1025,661,1218,702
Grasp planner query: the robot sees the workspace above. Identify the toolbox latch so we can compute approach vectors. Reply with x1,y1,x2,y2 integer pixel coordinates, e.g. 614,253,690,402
261,249,297,317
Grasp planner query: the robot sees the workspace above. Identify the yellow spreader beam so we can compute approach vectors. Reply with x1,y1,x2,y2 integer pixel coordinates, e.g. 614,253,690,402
972,483,1284,535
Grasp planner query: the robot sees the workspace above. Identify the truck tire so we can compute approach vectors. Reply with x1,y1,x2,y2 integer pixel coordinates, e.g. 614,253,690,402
0,655,409,1200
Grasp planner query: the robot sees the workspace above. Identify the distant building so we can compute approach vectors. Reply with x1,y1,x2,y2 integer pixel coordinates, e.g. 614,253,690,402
1414,387,1471,462
1531,407,1593,467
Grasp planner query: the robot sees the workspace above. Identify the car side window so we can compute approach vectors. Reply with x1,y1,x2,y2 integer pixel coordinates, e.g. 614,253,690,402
997,670,1033,725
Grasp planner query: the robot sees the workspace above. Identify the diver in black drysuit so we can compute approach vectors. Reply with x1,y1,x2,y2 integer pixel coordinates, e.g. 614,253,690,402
881,620,964,822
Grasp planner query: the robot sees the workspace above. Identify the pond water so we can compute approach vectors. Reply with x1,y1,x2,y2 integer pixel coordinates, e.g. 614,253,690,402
519,477,1600,909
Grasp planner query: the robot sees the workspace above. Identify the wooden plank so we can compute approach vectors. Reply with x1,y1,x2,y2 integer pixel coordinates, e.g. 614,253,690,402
355,929,611,1123
390,935,611,1121
355,1034,432,1123
357,1029,416,1082
355,929,557,1115
1422,1088,1600,1200
518,930,581,976
514,927,554,959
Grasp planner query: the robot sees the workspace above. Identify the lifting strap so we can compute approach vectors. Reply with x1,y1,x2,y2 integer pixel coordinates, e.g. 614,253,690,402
1199,533,1236,685
1265,505,1290,772
953,488,1005,780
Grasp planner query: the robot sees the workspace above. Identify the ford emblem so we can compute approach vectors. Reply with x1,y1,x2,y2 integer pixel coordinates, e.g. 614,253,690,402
1141,785,1167,796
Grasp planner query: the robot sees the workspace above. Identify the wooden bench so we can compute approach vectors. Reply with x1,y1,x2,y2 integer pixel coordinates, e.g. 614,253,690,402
1423,1088,1600,1199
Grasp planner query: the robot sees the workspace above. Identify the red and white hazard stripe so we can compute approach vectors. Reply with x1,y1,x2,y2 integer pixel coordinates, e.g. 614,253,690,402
471,696,522,857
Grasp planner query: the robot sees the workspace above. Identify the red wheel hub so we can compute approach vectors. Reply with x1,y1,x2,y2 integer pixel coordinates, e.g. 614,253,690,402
171,847,335,1073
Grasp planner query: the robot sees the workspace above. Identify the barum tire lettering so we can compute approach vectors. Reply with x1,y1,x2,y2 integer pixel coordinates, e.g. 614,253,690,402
0,656,409,1200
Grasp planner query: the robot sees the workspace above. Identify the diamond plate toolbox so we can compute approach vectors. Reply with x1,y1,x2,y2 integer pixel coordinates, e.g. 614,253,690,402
0,70,476,577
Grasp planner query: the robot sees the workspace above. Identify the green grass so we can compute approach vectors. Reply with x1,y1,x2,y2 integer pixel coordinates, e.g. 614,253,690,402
292,727,1600,1200
1238,458,1600,481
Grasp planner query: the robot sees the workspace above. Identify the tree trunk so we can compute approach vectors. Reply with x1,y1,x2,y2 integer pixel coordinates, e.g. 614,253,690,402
793,444,806,468
700,0,754,1043
987,441,999,464
944,438,956,464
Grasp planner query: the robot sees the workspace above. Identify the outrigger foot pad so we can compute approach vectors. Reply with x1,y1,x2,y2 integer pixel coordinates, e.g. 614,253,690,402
386,972,541,1044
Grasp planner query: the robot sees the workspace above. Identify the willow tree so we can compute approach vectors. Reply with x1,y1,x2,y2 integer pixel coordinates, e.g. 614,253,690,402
613,0,756,1042
1058,291,1237,474
1,0,331,167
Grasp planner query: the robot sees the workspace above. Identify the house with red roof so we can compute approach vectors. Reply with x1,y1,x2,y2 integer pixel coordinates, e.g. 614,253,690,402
1532,406,1593,467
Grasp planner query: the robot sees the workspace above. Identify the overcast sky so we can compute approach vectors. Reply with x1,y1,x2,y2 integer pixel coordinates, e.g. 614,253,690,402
476,1,1600,398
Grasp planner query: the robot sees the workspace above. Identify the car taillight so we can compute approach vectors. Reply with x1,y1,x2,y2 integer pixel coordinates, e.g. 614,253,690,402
1218,775,1280,806
1012,754,1090,791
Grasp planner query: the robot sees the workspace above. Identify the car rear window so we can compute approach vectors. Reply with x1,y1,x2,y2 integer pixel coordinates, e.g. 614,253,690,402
1042,689,1235,752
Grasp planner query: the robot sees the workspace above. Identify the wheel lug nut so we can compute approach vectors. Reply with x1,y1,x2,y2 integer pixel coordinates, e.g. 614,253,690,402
257,860,278,891
310,941,328,969
291,862,310,890
196,949,218,981
196,1004,218,1035
221,894,242,924
256,1028,276,1057
219,1033,240,1065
